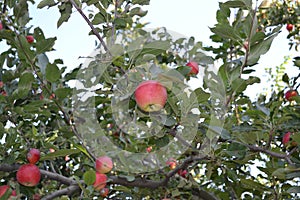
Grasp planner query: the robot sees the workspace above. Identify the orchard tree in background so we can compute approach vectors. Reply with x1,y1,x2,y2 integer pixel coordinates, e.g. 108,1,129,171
0,0,300,200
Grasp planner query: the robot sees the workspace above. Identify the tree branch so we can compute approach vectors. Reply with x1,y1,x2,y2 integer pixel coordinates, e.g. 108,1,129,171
41,185,80,200
0,155,210,198
68,0,111,55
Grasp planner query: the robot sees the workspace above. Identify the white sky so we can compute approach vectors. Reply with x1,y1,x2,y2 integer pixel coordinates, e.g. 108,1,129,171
1,0,299,98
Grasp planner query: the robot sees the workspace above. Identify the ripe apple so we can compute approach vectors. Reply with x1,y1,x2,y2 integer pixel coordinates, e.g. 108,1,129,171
27,148,41,164
285,90,298,101
134,80,167,112
1,90,7,96
96,156,113,174
166,158,177,170
177,169,188,178
99,188,109,197
49,93,55,99
282,132,291,145
17,164,41,187
93,173,107,191
0,22,3,30
186,61,199,75
0,185,17,199
26,35,34,43
146,146,152,153
33,193,41,200
0,81,4,88
286,24,293,32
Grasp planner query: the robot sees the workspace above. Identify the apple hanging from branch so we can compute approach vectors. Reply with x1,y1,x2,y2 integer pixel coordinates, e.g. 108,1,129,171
134,80,167,112
16,164,41,187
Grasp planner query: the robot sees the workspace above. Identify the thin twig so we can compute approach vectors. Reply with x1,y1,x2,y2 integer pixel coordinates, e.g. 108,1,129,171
68,0,111,55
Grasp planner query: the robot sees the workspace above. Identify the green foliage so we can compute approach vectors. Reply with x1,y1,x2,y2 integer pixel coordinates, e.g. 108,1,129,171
0,0,299,199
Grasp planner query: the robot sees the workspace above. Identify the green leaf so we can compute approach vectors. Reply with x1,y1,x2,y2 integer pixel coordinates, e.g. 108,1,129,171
46,63,61,82
272,168,287,180
223,0,251,8
37,0,56,8
240,179,268,192
132,0,150,5
194,88,210,103
36,37,56,54
36,53,49,75
287,186,300,193
55,88,72,99
247,32,279,66
210,24,241,41
57,2,72,28
92,12,106,25
40,149,81,161
141,40,170,56
83,170,96,185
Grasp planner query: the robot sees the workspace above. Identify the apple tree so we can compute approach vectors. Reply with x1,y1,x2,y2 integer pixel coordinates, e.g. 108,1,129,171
0,0,299,199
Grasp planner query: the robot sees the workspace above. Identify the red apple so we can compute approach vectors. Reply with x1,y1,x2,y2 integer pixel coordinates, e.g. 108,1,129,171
0,81,4,88
177,169,188,178
33,193,41,200
27,148,41,164
146,146,152,153
26,35,34,43
0,185,17,199
186,61,199,75
282,132,291,145
286,24,293,32
93,173,107,191
96,156,113,174
1,90,7,96
285,90,298,101
99,188,109,197
166,158,177,170
17,164,41,187
134,80,167,112
0,22,3,31
49,93,55,100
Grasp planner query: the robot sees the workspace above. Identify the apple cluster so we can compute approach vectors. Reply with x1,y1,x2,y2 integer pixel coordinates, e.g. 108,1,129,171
93,155,113,197
17,148,41,187
0,148,41,199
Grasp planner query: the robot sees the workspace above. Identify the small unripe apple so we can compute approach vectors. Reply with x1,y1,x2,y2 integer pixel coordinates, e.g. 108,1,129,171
286,24,293,32
285,90,298,101
93,173,107,191
26,35,34,43
282,132,291,145
17,164,41,187
27,148,41,164
0,22,3,30
96,156,113,174
99,188,109,197
0,185,17,199
186,61,199,75
134,80,167,112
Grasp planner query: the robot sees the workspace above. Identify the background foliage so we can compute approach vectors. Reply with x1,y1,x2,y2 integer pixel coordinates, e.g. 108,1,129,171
0,0,300,199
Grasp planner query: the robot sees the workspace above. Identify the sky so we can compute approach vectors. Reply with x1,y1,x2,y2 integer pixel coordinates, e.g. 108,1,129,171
1,0,299,98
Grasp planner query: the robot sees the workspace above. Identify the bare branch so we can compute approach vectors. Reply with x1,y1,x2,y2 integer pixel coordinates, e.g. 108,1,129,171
41,185,80,200
68,0,111,55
